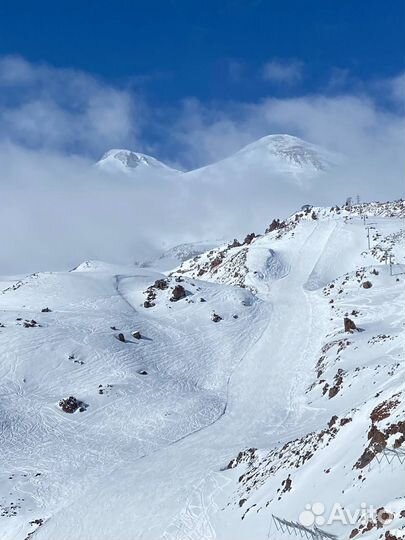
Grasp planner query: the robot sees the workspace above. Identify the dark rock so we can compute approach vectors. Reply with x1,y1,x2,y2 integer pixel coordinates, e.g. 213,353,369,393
170,285,186,302
200,297,206,302
144,300,155,308
265,219,286,233
243,233,256,245
212,313,222,323
23,319,40,328
328,415,338,428
154,279,169,290
362,281,373,289
210,256,223,269
228,238,241,248
58,396,84,414
137,370,148,375
41,307,52,313
344,317,357,333
117,333,126,342
131,331,141,339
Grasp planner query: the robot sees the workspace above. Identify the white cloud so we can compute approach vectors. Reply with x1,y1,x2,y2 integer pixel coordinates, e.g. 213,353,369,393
0,55,139,156
0,56,403,274
262,59,303,84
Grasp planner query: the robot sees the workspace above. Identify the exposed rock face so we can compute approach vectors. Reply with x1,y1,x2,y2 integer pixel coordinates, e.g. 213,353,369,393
354,397,404,469
212,313,222,323
226,448,257,469
170,285,186,302
265,219,286,233
228,238,241,248
344,317,357,333
117,333,126,342
58,396,85,414
362,281,373,289
41,307,52,312
243,233,256,245
154,279,168,290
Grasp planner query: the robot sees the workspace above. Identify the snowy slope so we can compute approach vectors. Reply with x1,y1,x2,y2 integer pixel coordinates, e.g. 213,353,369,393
0,201,403,540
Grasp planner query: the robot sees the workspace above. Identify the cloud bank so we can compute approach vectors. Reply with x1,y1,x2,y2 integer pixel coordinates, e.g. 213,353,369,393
0,56,403,274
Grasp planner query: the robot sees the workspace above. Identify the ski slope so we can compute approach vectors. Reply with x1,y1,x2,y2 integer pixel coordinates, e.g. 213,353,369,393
0,202,403,540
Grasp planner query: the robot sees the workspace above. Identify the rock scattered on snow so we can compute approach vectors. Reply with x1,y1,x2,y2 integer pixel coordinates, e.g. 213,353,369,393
170,284,186,302
58,396,86,414
344,317,357,333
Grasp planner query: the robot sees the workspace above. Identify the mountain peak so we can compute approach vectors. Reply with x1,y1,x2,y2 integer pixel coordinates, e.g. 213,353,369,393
96,149,180,174
234,133,338,172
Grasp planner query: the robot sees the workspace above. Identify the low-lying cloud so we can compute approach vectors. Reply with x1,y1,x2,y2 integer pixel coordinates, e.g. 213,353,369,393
0,56,403,274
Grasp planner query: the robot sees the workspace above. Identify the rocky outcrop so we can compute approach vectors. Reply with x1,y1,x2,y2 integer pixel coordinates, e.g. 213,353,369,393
243,233,256,245
344,317,357,333
170,285,186,302
58,396,86,414
265,219,286,233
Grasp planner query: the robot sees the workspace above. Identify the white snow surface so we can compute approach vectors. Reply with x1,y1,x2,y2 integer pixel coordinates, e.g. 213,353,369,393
0,201,404,540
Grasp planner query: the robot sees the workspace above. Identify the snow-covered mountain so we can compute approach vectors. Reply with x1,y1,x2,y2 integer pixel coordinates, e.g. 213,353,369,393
180,134,340,192
96,148,181,175
97,134,338,183
0,200,403,540
137,240,225,271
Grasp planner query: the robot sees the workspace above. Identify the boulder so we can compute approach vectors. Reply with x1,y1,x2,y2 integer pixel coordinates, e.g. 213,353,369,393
344,317,357,333
170,285,186,302
212,313,222,323
228,238,241,248
41,307,52,312
131,331,141,340
117,333,126,342
58,396,85,414
154,279,169,290
362,281,373,289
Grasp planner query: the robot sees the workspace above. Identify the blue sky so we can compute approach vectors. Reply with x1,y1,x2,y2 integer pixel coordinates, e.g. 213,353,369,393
0,0,404,168
1,0,404,105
